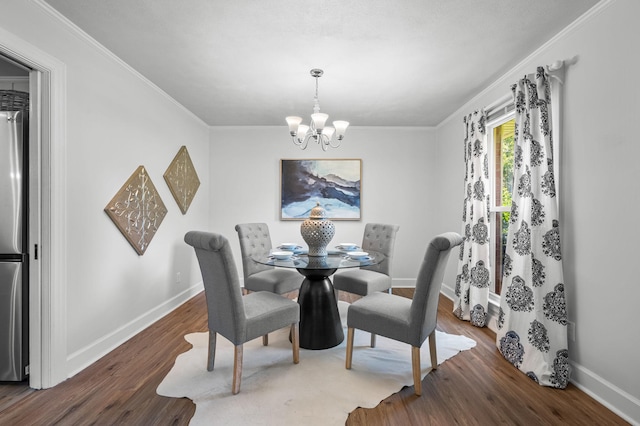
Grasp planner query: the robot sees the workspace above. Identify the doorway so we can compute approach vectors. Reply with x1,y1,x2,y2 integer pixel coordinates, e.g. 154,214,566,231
0,55,30,384
0,28,67,390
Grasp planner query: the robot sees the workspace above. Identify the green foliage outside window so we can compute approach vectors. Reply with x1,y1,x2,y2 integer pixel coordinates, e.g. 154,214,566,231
501,135,514,237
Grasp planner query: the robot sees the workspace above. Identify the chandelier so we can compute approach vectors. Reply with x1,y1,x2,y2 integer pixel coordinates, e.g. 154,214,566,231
286,69,349,151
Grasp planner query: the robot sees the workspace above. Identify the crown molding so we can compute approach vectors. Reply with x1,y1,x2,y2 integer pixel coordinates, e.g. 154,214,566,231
32,0,208,128
437,0,615,129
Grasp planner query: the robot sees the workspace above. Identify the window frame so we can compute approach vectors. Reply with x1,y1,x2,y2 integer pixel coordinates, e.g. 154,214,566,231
486,108,515,299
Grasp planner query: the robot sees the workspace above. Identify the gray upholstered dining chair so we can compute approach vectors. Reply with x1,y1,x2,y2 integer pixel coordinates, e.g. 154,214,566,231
345,232,463,396
333,223,399,346
333,223,400,296
235,223,303,295
184,231,300,395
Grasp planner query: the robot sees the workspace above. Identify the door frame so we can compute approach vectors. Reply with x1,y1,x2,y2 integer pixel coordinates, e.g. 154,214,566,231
1,27,67,388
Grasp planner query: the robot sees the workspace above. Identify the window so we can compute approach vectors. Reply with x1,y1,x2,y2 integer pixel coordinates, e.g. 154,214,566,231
486,70,561,299
488,114,515,295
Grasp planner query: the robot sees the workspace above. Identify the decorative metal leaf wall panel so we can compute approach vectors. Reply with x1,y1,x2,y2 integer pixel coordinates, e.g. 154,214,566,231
163,146,200,214
104,165,168,255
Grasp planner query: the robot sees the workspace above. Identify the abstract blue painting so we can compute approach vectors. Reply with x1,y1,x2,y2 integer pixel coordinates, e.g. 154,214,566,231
280,159,362,220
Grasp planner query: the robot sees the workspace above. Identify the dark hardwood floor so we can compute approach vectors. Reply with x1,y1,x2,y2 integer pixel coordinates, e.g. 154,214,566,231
0,289,628,425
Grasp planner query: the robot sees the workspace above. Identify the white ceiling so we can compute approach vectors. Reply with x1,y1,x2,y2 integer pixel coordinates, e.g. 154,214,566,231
43,0,598,127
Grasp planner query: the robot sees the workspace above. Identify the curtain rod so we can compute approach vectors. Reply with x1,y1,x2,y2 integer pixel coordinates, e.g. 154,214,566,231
485,56,576,115
547,60,564,72
547,55,578,85
484,94,512,115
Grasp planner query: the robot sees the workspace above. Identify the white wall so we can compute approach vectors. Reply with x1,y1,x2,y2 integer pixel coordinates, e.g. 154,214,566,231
0,1,210,378
208,126,441,285
435,0,640,422
3,0,637,422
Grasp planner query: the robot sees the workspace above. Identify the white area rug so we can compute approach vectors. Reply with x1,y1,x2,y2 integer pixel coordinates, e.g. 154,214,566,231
157,302,476,425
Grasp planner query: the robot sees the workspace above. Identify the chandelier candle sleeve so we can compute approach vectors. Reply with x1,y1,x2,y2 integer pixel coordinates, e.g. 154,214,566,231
286,68,349,151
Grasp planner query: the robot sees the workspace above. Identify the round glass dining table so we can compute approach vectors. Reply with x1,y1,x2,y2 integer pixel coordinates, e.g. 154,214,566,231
252,250,382,350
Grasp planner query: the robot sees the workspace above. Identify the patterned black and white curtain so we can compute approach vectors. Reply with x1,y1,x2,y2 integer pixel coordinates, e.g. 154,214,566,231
454,110,490,328
496,67,569,388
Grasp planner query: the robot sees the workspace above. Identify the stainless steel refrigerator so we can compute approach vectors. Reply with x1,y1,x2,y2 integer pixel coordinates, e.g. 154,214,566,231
0,109,28,381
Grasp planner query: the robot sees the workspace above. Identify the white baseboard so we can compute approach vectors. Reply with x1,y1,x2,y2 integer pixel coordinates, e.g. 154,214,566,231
440,282,639,424
65,282,204,378
570,363,640,425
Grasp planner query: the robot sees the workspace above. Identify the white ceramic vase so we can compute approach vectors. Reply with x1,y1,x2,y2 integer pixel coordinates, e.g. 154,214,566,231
300,202,335,256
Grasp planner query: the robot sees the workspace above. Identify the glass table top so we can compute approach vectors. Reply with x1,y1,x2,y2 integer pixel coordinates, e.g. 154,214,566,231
252,250,382,270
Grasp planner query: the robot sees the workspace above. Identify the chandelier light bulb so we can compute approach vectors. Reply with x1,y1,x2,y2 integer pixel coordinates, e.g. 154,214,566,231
311,113,329,132
297,124,310,142
332,120,349,140
286,116,302,136
322,126,335,139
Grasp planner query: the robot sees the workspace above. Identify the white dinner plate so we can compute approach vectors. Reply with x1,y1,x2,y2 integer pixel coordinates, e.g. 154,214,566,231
347,251,369,259
271,251,294,260
279,243,299,250
337,242,358,250
347,255,373,262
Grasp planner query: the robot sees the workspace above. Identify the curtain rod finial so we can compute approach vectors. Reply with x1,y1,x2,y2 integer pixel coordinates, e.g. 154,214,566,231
548,60,564,71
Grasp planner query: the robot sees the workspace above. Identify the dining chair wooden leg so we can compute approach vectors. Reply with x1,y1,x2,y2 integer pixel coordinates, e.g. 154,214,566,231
346,327,355,369
370,333,376,348
428,330,437,369
262,334,269,346
207,330,216,371
232,344,243,395
412,345,422,396
291,323,300,364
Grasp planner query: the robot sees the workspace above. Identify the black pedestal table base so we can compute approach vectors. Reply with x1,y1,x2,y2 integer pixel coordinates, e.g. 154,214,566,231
251,251,381,350
296,268,343,350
